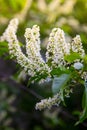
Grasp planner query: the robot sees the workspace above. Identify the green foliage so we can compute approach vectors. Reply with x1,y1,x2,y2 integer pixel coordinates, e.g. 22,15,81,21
0,41,8,56
52,74,71,102
52,74,71,94
0,0,26,17
64,52,81,63
76,81,87,125
74,0,87,23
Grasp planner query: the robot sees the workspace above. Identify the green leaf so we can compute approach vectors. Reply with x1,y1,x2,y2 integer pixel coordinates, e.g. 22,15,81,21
83,55,87,67
75,81,87,125
52,74,71,101
0,41,8,56
51,67,70,76
51,68,63,76
64,52,81,63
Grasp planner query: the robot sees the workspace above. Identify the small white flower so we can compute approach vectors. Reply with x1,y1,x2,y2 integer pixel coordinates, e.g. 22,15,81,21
73,62,83,70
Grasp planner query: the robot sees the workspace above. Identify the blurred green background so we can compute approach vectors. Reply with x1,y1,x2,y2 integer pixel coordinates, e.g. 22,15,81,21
0,0,87,130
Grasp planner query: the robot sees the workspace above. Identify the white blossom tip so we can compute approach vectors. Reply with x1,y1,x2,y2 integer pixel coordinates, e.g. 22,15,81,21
10,18,19,26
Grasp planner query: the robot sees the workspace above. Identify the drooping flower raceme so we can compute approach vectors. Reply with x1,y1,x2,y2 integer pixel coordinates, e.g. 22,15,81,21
0,18,86,110
35,93,61,110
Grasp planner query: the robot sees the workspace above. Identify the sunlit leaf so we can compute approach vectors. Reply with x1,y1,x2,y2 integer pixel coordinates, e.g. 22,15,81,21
64,52,81,63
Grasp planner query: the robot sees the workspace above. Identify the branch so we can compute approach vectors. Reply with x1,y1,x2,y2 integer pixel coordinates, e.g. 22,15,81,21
0,76,43,100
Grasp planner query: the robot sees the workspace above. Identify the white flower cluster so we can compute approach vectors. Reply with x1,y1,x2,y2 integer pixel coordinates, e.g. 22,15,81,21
71,35,85,57
35,93,61,110
46,28,70,68
24,25,50,75
0,18,85,77
0,18,18,42
0,18,50,78
0,18,86,110
71,35,85,69
36,87,73,110
46,28,85,69
73,62,83,70
0,18,36,76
